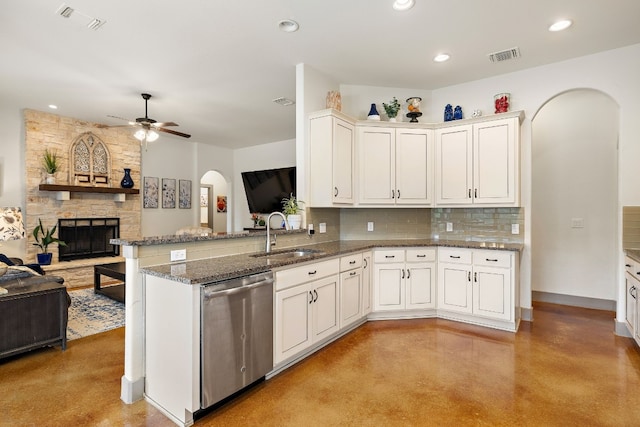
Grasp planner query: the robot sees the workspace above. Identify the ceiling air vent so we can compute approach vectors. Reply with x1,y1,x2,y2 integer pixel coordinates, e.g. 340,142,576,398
272,97,295,106
488,47,521,63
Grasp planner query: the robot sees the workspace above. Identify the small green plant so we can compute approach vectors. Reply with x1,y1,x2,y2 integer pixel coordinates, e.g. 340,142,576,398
32,218,67,254
281,193,304,215
42,149,59,174
382,97,401,118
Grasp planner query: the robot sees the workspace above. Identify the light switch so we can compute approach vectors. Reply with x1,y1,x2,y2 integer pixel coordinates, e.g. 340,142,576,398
511,224,519,234
367,222,374,232
446,222,453,232
319,223,327,233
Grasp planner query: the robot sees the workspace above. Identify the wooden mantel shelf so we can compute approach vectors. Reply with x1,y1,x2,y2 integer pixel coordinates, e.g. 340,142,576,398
38,184,139,202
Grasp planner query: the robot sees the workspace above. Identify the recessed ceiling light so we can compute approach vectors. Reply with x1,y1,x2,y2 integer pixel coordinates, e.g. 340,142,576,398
278,19,299,33
393,0,415,11
549,19,572,32
433,53,450,63
48,104,58,109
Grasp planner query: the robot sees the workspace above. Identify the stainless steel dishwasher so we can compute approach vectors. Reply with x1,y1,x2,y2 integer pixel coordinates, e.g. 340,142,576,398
200,271,274,409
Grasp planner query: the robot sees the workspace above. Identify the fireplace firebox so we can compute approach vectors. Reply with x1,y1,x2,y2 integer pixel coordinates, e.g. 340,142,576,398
58,218,120,261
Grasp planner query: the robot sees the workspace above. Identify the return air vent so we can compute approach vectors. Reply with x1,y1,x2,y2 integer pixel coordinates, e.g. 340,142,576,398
488,47,521,63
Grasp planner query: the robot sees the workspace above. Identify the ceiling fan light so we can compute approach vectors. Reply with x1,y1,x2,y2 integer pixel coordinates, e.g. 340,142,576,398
146,130,159,142
134,129,147,141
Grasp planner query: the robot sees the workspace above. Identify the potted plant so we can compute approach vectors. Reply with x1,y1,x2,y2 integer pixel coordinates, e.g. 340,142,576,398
382,97,401,122
32,218,67,265
281,193,304,230
42,148,59,184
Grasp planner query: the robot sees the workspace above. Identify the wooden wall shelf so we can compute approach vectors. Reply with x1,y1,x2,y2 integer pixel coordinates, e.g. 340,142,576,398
38,184,139,202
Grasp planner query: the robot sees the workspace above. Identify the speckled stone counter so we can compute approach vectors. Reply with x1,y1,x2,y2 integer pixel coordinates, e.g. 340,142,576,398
110,228,305,246
140,239,524,286
625,249,640,263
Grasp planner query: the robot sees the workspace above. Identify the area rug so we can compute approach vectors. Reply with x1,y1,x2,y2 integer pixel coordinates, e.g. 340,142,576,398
67,288,125,340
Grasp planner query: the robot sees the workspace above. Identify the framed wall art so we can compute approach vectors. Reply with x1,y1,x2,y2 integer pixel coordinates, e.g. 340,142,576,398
216,195,227,212
162,178,176,209
179,179,192,209
143,176,159,208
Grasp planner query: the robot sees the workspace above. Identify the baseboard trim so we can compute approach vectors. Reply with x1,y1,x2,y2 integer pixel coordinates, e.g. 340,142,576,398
614,320,633,338
532,291,616,311
121,375,144,404
521,306,534,322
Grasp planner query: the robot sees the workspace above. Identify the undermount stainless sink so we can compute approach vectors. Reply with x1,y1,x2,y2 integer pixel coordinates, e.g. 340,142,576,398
251,248,325,262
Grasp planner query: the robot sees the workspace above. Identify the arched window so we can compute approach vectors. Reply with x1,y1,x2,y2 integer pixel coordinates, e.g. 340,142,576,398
69,132,112,186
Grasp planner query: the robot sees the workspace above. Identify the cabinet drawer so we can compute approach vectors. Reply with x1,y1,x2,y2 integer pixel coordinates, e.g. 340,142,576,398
438,248,471,264
473,250,512,268
406,248,436,262
625,257,637,277
275,258,340,291
340,253,363,271
374,249,405,263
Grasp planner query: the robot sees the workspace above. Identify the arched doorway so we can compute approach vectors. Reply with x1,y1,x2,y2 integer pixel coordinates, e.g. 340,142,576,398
531,89,619,308
200,170,229,233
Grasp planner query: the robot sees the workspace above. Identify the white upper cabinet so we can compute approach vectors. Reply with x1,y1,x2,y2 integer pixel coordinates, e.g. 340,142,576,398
435,115,520,207
358,126,433,206
308,110,355,206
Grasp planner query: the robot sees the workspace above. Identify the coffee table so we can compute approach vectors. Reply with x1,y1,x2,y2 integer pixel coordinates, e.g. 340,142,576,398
94,262,125,303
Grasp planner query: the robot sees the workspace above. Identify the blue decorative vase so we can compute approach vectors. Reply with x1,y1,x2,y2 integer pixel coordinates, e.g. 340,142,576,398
453,105,463,120
444,104,454,121
367,103,380,120
120,168,134,189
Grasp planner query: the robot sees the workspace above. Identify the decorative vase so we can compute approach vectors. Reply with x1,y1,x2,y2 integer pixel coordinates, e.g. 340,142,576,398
367,103,380,121
45,173,56,185
37,253,52,265
389,117,397,122
287,214,302,230
494,93,510,113
453,105,463,120
120,168,134,189
444,104,454,122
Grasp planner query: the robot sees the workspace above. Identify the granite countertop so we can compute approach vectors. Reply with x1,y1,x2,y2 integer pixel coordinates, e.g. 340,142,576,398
141,239,524,286
110,228,304,246
625,249,640,263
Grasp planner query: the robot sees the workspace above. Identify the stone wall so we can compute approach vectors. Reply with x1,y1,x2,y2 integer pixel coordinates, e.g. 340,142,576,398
25,109,141,288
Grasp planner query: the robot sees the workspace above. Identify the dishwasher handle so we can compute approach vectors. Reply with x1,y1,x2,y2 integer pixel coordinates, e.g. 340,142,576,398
205,279,272,297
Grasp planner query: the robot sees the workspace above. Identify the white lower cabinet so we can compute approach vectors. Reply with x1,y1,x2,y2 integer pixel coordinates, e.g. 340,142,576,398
274,259,340,365
373,248,436,312
624,257,639,345
437,247,518,328
339,253,364,329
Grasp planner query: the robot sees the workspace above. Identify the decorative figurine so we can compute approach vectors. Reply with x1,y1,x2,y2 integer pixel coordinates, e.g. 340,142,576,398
453,105,463,120
472,109,483,118
406,97,422,123
444,104,454,121
367,103,380,120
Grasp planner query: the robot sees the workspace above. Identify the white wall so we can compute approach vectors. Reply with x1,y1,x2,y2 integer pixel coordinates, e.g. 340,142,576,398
532,90,618,300
232,139,296,231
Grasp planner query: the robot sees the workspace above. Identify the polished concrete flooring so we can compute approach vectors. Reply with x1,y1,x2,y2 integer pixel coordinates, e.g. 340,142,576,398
2,302,640,426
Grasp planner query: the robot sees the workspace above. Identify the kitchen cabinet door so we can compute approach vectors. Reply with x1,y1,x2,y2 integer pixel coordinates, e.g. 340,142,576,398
340,269,362,328
406,262,436,309
358,127,395,204
308,111,355,206
395,128,432,205
362,252,372,315
438,262,472,314
311,275,340,342
625,273,637,335
435,125,473,205
274,283,313,364
473,118,517,204
473,265,512,321
374,262,404,311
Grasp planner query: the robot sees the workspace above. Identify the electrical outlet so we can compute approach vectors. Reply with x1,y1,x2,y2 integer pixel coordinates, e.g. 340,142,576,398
308,223,314,236
367,222,374,232
512,224,520,234
170,249,186,262
446,222,453,232
319,223,327,233
571,218,584,228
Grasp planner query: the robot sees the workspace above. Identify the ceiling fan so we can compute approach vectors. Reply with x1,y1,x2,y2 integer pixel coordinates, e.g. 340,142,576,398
108,93,191,141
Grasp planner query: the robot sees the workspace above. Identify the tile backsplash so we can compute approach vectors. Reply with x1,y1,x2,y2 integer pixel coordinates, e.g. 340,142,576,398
431,207,524,243
623,206,640,249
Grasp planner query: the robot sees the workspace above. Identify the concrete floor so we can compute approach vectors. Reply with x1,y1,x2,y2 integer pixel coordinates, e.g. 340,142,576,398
2,302,640,426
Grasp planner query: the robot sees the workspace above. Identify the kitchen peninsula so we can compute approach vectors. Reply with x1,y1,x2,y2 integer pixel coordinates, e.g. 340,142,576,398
112,230,522,426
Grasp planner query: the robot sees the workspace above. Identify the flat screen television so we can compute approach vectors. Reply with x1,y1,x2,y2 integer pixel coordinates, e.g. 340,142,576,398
241,166,296,214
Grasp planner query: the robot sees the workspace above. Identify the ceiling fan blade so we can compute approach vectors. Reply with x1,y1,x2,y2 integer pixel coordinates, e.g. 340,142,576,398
152,122,179,127
157,127,191,138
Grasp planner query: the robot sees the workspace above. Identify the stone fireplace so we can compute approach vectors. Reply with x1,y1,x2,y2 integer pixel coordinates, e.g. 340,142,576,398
24,109,142,288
